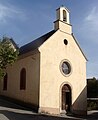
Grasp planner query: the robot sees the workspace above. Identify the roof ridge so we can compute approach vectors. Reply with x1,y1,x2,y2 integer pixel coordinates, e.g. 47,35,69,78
19,30,56,55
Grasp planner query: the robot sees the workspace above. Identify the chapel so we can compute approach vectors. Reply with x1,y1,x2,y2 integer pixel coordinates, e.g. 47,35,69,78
0,6,87,115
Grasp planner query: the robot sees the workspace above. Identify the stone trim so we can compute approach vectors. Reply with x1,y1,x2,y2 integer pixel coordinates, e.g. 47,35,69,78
38,107,60,115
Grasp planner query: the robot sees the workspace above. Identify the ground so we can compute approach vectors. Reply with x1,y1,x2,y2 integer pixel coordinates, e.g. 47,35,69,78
0,97,98,120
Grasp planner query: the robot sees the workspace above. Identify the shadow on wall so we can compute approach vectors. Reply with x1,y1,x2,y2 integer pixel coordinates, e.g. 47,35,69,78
72,86,87,116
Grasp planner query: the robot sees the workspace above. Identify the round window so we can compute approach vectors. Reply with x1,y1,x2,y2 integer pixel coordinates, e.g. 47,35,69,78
64,39,68,45
60,60,71,76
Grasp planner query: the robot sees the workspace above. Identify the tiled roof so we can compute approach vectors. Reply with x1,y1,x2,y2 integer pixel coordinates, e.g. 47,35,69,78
19,30,55,55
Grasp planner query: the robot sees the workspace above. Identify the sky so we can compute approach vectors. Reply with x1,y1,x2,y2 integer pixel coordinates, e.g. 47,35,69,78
0,0,98,78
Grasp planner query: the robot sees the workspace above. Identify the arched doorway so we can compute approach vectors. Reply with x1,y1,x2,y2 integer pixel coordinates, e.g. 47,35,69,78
61,84,71,113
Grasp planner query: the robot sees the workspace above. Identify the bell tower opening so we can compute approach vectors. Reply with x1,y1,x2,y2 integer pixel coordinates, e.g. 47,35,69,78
54,6,72,34
56,6,70,24
63,10,67,22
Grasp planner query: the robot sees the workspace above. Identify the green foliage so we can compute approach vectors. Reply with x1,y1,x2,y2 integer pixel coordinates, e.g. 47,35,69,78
87,77,98,98
87,101,98,110
0,37,19,78
87,77,98,110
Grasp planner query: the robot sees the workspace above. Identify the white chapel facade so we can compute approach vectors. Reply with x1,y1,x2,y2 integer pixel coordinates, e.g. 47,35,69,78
0,6,87,115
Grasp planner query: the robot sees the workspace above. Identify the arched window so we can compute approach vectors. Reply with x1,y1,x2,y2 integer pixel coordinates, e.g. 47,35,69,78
20,68,26,90
63,10,67,22
3,73,8,90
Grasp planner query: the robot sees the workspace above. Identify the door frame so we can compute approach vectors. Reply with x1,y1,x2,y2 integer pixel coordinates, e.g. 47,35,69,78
60,82,72,113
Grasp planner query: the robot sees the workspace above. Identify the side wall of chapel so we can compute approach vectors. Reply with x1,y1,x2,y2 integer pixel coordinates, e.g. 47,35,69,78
0,51,40,109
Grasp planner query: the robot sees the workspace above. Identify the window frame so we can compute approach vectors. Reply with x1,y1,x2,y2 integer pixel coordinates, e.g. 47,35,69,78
60,60,72,77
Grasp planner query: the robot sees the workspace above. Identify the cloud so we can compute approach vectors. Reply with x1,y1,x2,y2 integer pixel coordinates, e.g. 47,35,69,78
0,4,8,23
84,6,98,30
79,6,98,78
0,3,26,24
77,6,98,45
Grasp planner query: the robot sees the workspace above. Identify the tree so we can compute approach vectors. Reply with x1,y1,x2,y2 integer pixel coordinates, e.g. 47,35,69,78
87,77,98,110
87,77,98,98
0,37,19,78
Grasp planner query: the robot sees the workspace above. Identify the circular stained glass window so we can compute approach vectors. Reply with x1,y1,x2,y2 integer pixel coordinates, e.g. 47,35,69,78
61,61,71,76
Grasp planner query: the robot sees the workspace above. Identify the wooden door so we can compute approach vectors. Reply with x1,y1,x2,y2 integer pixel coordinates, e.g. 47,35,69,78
62,84,71,112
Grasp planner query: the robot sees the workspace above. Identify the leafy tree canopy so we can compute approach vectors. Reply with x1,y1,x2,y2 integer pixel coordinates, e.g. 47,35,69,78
0,37,19,78
87,77,98,98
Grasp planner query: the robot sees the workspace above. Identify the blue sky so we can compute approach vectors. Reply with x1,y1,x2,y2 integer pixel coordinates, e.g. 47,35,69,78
0,0,98,78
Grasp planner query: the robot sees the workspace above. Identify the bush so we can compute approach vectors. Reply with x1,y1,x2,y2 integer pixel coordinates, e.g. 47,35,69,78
87,101,98,110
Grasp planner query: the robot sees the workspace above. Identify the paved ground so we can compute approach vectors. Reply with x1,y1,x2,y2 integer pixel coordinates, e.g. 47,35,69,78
87,110,98,120
0,97,98,120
